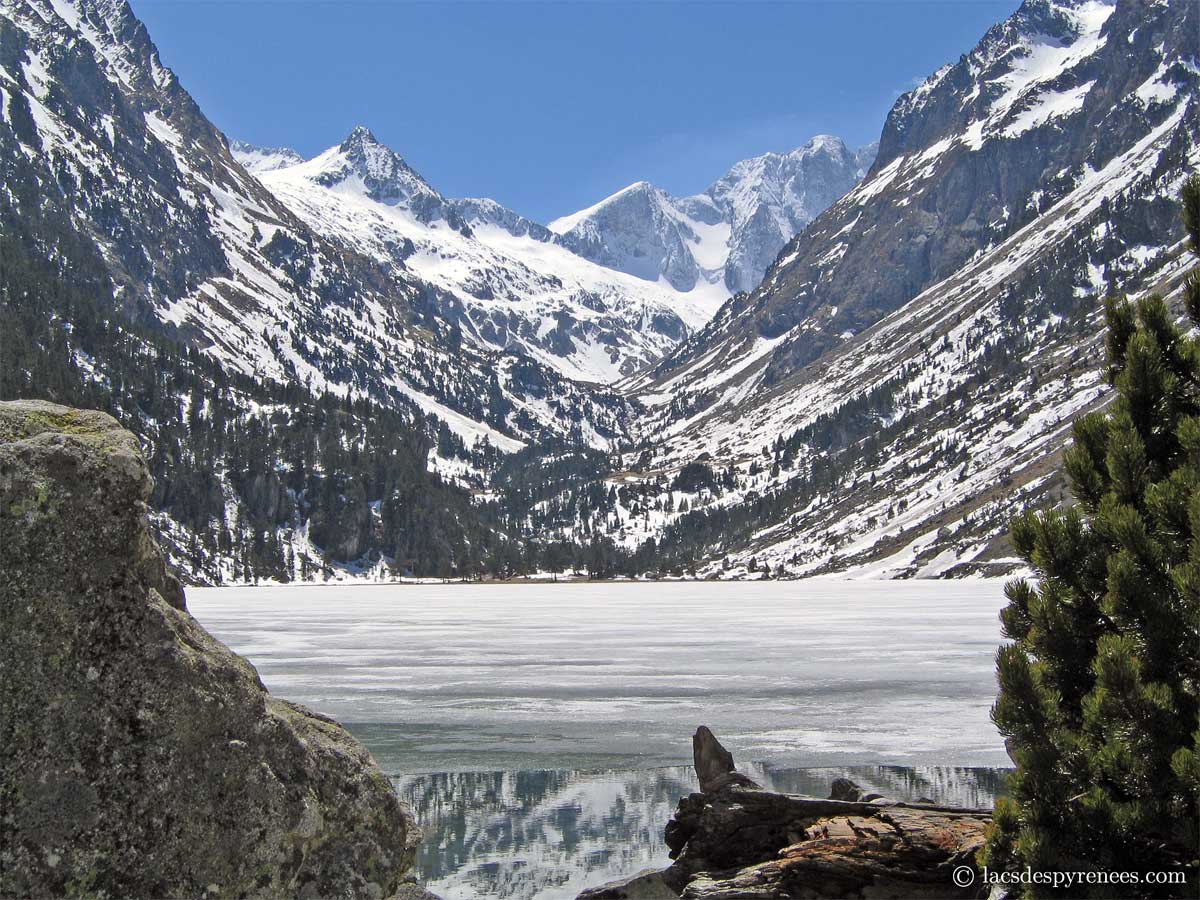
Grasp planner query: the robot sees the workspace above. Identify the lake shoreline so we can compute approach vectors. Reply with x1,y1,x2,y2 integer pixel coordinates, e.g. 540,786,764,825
184,573,1016,588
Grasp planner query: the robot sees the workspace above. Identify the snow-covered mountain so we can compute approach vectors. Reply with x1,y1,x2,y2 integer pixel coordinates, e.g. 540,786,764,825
245,128,872,383
550,135,876,296
6,0,1195,584
596,0,1200,577
229,139,303,173
0,0,634,453
682,134,879,294
249,127,727,383
550,180,725,293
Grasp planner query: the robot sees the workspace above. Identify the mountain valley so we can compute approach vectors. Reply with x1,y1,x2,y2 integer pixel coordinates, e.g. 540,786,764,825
1,0,1196,583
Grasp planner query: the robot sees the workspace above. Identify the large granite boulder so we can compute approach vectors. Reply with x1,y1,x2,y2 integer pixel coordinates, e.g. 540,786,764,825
0,400,419,898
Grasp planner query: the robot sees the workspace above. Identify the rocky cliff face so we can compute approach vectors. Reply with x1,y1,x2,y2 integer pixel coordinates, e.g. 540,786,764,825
0,400,420,897
687,135,877,294
554,181,714,292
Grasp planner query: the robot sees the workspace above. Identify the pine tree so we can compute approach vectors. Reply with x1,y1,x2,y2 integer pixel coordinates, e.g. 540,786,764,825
983,179,1200,896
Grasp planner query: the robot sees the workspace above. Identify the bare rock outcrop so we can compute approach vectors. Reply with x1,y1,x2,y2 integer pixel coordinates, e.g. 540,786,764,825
579,727,991,899
668,791,989,898
0,400,420,898
693,726,761,793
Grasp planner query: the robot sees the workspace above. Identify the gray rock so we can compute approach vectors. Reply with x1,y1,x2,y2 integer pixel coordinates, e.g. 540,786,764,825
692,726,760,794
577,868,679,899
0,400,419,898
394,877,446,900
827,777,863,802
664,787,991,898
555,181,704,291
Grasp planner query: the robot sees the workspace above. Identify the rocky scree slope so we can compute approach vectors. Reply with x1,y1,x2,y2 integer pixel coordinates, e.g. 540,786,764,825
600,0,1200,578
0,400,420,898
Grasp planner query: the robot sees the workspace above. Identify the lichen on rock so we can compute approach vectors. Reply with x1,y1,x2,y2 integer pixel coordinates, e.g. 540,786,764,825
0,400,419,898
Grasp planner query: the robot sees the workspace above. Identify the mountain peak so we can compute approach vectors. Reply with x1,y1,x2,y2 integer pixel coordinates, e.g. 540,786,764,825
303,126,443,211
548,180,668,235
550,133,872,294
341,125,380,149
797,134,849,156
703,134,870,292
602,180,670,207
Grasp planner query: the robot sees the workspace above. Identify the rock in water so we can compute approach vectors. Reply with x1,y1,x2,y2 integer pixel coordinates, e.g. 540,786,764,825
0,400,419,897
692,725,760,793
828,777,863,802
577,868,680,899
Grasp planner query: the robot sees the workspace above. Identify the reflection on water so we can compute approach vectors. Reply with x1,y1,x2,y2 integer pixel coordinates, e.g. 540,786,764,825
394,764,1009,900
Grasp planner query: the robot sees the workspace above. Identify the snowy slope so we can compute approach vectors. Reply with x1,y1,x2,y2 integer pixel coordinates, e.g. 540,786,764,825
550,180,729,293
551,135,875,296
253,128,727,383
605,0,1200,577
0,0,634,451
229,139,303,173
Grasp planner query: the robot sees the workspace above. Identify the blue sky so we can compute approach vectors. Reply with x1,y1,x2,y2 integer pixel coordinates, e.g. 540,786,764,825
131,0,1016,223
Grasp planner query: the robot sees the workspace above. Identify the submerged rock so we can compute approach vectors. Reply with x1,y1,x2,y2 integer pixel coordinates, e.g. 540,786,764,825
828,777,864,802
0,400,419,897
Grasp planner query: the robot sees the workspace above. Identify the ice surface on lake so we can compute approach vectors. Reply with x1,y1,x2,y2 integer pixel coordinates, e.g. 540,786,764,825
188,580,1011,898
188,580,1009,770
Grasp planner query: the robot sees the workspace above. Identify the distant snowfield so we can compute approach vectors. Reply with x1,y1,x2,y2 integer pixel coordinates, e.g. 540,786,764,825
188,580,1010,773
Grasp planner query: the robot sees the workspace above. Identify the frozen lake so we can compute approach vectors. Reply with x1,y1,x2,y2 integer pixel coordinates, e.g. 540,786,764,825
188,580,1011,898
188,580,1010,771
